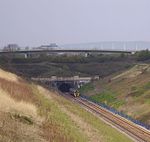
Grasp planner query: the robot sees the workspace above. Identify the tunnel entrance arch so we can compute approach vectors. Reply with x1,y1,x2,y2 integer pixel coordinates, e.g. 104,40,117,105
57,81,75,92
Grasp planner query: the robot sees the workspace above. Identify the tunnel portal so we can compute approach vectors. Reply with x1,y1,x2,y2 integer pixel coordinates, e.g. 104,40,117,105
58,82,74,92
32,77,93,93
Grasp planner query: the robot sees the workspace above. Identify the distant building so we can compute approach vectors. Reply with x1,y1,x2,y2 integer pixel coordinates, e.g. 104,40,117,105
25,46,30,50
33,43,58,50
3,44,20,52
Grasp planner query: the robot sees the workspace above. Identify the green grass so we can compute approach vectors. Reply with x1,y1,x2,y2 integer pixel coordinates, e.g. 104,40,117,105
129,81,150,98
138,113,150,122
79,64,150,125
129,87,145,97
53,94,133,142
79,83,94,93
0,68,133,142
31,85,88,142
143,81,150,90
90,90,124,108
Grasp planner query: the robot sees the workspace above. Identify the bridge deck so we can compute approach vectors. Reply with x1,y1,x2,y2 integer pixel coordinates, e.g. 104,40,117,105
0,49,133,54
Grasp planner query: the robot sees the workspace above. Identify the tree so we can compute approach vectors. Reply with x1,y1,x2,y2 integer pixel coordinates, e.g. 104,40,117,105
135,49,150,61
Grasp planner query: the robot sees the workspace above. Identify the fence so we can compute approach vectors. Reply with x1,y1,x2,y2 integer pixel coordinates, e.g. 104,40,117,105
80,94,150,130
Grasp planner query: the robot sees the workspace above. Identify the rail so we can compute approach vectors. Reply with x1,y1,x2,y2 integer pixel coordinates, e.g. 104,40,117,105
80,95,150,130
62,93,150,141
76,97,150,142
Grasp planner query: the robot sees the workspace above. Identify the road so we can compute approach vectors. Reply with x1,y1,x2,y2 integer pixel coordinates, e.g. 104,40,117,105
0,49,133,54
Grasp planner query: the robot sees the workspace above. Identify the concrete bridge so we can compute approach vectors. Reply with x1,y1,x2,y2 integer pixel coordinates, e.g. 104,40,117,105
32,76,99,92
0,49,134,59
0,49,133,54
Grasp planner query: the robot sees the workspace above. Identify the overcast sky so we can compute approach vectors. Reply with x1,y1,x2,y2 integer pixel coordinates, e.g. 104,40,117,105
0,0,150,47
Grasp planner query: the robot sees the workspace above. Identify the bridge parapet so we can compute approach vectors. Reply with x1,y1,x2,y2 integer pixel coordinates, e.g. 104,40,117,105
31,76,94,82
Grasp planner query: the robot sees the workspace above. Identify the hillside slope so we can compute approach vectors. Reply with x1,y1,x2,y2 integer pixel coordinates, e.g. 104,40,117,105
0,68,132,142
81,64,150,125
0,55,134,78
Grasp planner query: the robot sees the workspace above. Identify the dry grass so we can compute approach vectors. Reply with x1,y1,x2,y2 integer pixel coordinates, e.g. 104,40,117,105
0,112,45,142
0,77,84,141
0,78,45,141
0,68,19,82
89,64,150,124
0,68,133,142
0,70,46,142
0,76,72,142
0,77,36,103
33,85,87,142
47,90,133,142
60,107,102,142
112,64,150,80
0,90,37,119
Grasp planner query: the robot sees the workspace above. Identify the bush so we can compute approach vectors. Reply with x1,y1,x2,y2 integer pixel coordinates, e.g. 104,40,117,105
135,50,150,61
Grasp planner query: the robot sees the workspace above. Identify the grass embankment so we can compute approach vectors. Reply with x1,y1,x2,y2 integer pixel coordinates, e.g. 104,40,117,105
79,83,94,94
0,72,86,142
0,68,132,142
52,94,133,142
81,64,150,125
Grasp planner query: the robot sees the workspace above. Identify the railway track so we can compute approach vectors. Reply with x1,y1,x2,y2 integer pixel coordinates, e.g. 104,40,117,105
62,94,150,142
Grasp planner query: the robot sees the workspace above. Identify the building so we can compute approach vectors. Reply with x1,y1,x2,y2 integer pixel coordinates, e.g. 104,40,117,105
3,44,20,52
33,43,58,50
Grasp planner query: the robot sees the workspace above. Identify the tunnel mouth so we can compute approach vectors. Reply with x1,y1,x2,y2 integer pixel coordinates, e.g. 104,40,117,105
58,83,72,92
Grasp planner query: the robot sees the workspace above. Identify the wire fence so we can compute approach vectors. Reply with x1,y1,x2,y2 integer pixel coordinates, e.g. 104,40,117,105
80,94,150,130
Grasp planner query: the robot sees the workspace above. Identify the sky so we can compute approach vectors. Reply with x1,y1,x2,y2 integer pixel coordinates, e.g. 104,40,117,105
0,0,150,47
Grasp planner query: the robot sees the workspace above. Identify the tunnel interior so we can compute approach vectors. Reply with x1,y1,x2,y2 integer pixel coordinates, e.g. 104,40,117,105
58,83,73,92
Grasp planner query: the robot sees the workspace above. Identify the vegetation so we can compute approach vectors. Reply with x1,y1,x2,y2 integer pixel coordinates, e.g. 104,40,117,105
53,93,133,142
0,53,135,78
1,50,150,78
79,83,94,93
135,50,150,61
0,68,133,142
1,52,150,140
90,90,124,108
81,64,150,125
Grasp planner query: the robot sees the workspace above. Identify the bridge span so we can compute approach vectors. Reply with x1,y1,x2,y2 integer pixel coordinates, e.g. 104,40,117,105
0,49,133,54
